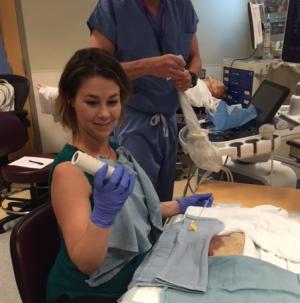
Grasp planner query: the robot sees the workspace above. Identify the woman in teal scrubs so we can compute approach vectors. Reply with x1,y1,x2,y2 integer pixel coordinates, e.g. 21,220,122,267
47,48,212,303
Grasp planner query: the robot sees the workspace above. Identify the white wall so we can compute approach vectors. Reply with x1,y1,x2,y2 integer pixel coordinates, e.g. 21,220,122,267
20,0,97,70
31,70,71,153
192,0,252,79
192,0,252,65
19,0,97,152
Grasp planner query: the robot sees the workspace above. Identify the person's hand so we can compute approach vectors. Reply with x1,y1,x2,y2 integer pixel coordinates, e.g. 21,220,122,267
149,54,186,79
91,164,136,228
176,193,213,214
173,69,191,92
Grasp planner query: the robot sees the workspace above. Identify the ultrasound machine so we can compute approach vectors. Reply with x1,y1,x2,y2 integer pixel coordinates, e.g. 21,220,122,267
203,80,290,143
179,0,300,188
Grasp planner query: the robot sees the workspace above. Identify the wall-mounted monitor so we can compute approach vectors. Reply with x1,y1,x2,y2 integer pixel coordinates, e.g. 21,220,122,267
282,0,300,63
248,2,264,49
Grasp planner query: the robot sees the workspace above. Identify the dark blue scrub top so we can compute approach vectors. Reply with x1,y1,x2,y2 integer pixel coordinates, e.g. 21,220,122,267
87,0,199,116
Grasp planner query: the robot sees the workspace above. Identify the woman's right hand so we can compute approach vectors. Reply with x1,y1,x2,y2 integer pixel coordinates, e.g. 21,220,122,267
91,164,136,228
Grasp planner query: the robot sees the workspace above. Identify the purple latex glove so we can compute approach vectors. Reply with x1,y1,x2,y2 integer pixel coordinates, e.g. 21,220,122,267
177,193,213,214
91,164,136,228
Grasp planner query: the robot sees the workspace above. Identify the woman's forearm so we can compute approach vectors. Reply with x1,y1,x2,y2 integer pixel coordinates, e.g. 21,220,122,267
68,222,112,275
160,200,180,219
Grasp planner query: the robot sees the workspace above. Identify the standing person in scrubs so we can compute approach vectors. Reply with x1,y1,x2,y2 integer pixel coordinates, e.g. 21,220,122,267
87,0,201,201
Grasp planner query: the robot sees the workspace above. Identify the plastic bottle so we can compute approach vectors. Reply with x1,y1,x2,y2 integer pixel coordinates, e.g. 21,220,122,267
288,82,300,116
262,17,273,60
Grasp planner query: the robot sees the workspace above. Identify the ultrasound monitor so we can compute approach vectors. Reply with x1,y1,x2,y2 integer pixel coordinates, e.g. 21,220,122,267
251,80,290,126
282,0,300,63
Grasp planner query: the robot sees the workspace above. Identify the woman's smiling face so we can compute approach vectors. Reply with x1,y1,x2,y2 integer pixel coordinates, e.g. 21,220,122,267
73,75,121,143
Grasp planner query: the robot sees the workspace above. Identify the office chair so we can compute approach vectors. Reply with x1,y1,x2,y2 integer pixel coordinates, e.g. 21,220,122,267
10,203,116,303
0,74,54,233
10,203,60,303
0,74,30,125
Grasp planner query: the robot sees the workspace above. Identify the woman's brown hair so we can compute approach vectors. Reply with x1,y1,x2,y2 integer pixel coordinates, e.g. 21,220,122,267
55,48,131,133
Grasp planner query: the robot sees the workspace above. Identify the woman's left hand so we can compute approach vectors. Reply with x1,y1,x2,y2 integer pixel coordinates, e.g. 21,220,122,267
176,193,213,214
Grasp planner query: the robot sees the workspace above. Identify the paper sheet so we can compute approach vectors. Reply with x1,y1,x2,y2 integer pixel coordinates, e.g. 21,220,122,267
9,156,54,169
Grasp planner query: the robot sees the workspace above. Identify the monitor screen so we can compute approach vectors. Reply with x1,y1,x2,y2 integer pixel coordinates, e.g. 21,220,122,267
248,3,264,49
282,0,300,63
251,80,290,125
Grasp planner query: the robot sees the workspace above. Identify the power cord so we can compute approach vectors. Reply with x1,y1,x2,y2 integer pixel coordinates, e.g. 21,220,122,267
269,152,274,186
182,162,234,197
229,47,260,69
218,155,229,180
182,157,197,197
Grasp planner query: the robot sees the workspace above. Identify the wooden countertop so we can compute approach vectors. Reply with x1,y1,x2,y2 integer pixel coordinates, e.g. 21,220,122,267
174,180,300,212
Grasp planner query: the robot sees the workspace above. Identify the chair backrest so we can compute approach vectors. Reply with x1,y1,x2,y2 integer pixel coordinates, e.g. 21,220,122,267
0,75,30,160
0,111,28,158
0,74,30,111
10,203,60,303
